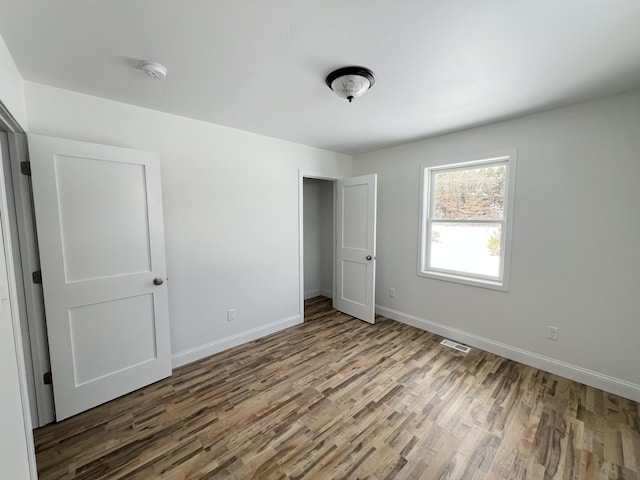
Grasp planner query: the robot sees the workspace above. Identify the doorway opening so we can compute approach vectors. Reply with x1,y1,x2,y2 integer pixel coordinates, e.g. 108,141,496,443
298,171,378,324
302,177,334,314
298,171,339,322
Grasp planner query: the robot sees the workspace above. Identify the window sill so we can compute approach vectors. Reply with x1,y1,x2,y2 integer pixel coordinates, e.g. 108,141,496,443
418,270,509,292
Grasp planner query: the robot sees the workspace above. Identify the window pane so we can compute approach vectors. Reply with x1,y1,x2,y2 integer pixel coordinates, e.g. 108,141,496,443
429,223,501,278
432,164,506,220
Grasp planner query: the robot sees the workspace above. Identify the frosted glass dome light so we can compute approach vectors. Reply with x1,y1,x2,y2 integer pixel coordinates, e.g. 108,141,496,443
326,67,375,103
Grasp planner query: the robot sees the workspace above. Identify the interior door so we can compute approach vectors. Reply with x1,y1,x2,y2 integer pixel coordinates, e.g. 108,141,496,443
28,134,171,421
334,174,377,324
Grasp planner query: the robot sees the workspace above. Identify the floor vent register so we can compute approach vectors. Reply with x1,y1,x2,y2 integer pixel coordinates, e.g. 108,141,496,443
440,339,471,353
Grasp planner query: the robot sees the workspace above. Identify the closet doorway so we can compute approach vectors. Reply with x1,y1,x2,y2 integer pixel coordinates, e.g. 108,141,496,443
302,177,335,310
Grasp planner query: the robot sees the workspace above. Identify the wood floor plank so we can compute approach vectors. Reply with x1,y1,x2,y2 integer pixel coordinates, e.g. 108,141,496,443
33,296,640,479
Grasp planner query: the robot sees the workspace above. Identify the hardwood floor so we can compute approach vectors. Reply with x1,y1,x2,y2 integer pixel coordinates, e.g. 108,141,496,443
34,297,640,479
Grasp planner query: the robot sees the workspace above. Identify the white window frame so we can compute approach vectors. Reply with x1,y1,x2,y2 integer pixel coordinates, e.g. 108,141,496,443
418,150,517,291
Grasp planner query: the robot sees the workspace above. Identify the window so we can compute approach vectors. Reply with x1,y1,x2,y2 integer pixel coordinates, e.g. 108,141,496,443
419,151,516,290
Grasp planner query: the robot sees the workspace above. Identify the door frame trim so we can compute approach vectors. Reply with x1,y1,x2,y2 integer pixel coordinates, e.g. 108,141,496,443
298,170,341,321
8,132,54,426
0,100,38,478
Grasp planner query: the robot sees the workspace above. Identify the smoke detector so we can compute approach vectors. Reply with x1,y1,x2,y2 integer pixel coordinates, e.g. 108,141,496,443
141,62,167,79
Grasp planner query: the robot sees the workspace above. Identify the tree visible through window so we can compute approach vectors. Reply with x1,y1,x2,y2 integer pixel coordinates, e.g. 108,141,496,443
420,153,515,289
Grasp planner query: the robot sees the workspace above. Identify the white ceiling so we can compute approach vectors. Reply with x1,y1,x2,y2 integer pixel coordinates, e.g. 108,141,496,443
1,1,639,155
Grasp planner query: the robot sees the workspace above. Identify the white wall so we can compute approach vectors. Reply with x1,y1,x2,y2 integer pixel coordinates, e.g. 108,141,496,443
303,178,323,299
303,178,333,299
0,33,27,129
354,90,640,401
24,81,352,365
319,182,333,293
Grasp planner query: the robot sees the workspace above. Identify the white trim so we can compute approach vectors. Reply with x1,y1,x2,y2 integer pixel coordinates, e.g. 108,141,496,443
304,289,333,300
376,304,640,403
0,127,38,478
8,133,55,427
171,314,301,368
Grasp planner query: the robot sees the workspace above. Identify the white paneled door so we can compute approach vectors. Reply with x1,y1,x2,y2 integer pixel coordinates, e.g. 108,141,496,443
28,135,171,420
335,174,377,324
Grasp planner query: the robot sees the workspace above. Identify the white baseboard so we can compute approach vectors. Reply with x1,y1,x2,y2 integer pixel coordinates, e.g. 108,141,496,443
171,314,302,369
376,305,640,403
305,289,333,300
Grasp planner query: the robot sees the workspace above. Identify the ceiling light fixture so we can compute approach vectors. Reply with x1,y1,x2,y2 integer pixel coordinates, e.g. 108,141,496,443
141,61,167,79
326,66,375,103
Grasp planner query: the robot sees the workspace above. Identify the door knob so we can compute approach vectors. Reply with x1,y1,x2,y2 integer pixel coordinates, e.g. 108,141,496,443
153,277,164,286
366,255,372,261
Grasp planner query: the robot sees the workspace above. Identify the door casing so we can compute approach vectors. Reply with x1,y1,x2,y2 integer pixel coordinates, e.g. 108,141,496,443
0,101,38,477
4,132,53,427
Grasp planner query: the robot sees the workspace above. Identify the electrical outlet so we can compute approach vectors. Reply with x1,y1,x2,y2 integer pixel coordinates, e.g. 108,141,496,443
389,288,396,298
546,326,559,341
227,309,236,321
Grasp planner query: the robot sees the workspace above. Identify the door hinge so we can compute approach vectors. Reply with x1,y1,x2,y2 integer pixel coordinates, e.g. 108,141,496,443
32,270,42,284
43,371,52,385
20,161,32,176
